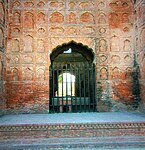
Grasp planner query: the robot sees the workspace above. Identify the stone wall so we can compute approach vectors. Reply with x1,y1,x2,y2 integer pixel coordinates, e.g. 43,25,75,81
3,0,144,113
134,0,145,112
0,0,7,115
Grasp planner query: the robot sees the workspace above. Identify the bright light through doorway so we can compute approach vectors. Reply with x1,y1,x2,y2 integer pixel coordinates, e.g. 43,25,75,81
58,73,75,97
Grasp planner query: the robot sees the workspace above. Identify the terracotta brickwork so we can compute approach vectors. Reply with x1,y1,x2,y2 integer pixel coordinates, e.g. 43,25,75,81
0,0,7,114
0,0,144,114
134,0,145,112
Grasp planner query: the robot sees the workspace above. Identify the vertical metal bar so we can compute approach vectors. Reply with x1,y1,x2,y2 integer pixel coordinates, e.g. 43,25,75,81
56,63,59,113
74,63,77,112
70,63,72,112
62,64,64,113
66,64,68,112
49,66,52,113
83,63,86,112
94,65,97,112
88,63,91,112
91,64,95,112
52,64,55,113
79,63,81,112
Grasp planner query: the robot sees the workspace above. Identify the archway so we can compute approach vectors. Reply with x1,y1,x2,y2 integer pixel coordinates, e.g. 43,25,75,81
49,41,96,113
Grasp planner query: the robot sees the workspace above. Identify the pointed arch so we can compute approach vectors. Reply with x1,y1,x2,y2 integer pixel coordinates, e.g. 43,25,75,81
50,41,95,63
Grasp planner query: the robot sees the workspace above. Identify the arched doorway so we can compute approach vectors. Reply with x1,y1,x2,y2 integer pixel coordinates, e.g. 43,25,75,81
49,41,96,113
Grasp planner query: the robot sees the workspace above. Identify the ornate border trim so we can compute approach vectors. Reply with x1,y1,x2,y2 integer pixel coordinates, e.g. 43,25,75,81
0,122,145,132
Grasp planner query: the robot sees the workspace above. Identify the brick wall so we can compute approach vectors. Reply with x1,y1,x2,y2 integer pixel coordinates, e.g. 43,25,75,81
2,0,144,114
0,0,7,115
134,0,145,112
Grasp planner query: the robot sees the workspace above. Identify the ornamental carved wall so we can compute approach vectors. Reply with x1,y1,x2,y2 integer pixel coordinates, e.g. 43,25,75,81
1,0,144,114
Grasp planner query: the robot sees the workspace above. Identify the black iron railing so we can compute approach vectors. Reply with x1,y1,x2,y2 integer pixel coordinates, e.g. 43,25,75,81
49,63,96,113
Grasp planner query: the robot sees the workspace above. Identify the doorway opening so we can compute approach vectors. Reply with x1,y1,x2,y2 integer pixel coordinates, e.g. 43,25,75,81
49,41,96,113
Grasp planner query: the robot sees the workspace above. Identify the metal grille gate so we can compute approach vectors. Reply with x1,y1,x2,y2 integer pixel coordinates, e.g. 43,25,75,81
49,62,96,113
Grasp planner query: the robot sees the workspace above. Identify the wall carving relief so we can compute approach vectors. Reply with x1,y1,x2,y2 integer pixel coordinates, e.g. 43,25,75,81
99,55,107,63
124,55,131,62
122,13,129,23
11,55,19,64
80,12,95,24
37,1,45,7
110,36,119,51
12,68,19,81
110,1,129,9
98,13,106,24
99,39,107,51
13,28,20,35
81,27,95,35
24,1,34,7
0,2,5,23
66,27,77,35
23,67,33,81
37,12,45,22
38,28,45,36
37,39,45,52
67,12,76,24
12,39,20,52
24,35,33,52
50,27,64,35
109,13,119,27
68,2,76,10
112,67,120,79
98,2,105,10
37,68,45,80
13,12,21,24
111,55,120,63
109,2,118,9
24,12,34,29
123,39,131,51
23,55,33,64
12,1,21,8
100,67,107,80
79,2,93,10
123,27,129,32
50,1,64,8
99,27,106,34
50,12,64,23
125,67,132,79
122,2,129,8
36,54,46,64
